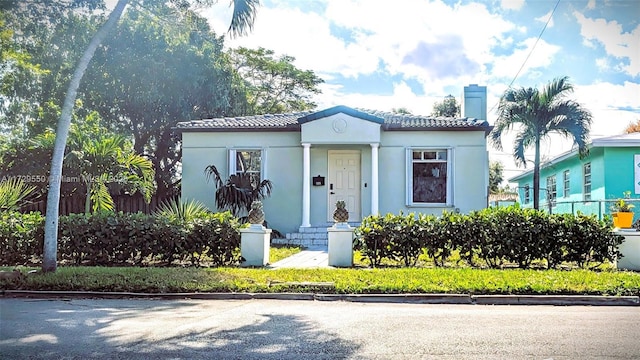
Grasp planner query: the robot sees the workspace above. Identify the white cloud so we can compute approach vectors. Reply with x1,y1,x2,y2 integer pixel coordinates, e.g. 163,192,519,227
500,0,525,11
203,0,518,85
586,0,596,10
490,38,561,79
574,81,640,137
535,10,554,28
316,81,439,116
574,11,640,77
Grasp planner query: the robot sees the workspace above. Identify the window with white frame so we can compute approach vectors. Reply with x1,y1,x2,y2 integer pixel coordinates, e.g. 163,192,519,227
563,170,570,198
229,149,263,188
524,184,530,204
583,162,591,201
547,175,557,206
408,149,450,205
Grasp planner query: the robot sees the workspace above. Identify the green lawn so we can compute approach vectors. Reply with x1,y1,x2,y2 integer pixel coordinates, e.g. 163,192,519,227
2,266,639,296
2,245,639,296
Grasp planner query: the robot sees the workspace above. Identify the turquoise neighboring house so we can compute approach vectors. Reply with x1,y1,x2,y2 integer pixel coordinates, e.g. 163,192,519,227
509,133,640,220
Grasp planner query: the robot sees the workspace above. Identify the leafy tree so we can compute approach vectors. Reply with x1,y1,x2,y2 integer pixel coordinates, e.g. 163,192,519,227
204,164,272,218
84,6,244,198
229,47,323,114
391,107,412,115
489,161,504,194
431,95,460,117
0,3,103,139
39,0,260,272
489,76,592,210
624,119,640,134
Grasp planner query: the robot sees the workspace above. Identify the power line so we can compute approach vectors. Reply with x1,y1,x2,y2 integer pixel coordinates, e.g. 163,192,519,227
488,0,562,115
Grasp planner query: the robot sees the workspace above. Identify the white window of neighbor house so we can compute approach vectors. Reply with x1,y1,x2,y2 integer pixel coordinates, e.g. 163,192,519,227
583,162,591,201
407,148,451,206
563,170,570,198
547,175,557,206
229,149,265,188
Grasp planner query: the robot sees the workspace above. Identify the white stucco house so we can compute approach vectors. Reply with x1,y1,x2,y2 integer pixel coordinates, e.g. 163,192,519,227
176,84,492,246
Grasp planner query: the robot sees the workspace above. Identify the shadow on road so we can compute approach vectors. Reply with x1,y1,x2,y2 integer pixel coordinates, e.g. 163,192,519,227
0,299,361,359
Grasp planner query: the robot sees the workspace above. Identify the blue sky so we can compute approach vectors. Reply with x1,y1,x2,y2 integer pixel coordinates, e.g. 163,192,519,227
201,0,639,179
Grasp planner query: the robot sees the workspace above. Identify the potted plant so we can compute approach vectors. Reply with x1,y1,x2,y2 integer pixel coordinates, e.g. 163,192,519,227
611,191,635,229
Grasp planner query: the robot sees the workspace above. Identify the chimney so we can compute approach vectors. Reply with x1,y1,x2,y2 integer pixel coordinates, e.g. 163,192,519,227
463,84,487,120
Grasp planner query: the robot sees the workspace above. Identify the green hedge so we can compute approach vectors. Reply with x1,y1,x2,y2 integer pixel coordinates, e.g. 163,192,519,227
0,212,44,265
355,206,624,269
0,205,625,270
1,211,241,267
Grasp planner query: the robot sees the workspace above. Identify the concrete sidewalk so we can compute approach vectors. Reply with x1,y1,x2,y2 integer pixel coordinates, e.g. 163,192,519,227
269,246,329,269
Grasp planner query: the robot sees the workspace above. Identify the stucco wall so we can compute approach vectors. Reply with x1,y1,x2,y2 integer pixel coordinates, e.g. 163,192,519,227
379,131,488,215
181,128,489,234
604,147,640,198
181,131,303,234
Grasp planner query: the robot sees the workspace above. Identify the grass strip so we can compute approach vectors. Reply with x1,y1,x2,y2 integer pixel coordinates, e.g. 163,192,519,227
2,266,639,296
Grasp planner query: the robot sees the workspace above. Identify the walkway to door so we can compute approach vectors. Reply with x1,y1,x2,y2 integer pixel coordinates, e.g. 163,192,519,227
268,246,329,269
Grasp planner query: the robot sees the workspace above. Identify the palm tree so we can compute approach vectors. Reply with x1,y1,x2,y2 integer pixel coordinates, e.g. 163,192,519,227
42,0,260,272
67,134,155,214
489,76,592,210
204,165,272,218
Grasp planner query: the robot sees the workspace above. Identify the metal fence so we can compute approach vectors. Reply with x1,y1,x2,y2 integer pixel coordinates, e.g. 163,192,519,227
526,199,640,220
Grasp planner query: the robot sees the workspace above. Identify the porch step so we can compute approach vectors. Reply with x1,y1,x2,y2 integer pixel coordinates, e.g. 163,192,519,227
273,223,360,248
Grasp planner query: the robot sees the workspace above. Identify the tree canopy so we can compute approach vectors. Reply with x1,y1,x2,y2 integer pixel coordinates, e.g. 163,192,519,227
230,47,324,114
431,95,460,117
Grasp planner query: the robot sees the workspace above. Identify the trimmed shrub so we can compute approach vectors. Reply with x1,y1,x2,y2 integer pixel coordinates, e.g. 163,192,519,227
0,211,44,265
354,214,395,267
355,206,623,269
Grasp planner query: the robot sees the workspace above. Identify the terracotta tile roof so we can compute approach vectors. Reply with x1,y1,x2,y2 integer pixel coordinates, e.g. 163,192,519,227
175,106,490,132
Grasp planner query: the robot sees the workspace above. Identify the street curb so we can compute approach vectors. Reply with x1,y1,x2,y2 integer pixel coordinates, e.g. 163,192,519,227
2,290,638,306
0,290,315,301
315,293,473,304
471,295,640,306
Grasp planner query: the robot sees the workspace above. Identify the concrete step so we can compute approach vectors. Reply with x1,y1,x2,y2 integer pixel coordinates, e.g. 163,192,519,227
273,223,360,247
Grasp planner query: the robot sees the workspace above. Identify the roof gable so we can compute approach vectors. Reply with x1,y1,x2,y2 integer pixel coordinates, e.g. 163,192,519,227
297,105,384,125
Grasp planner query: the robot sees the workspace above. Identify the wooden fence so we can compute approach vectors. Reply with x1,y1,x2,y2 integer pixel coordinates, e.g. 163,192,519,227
20,193,179,215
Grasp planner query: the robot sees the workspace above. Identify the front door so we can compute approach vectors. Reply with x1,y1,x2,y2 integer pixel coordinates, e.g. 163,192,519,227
328,150,361,222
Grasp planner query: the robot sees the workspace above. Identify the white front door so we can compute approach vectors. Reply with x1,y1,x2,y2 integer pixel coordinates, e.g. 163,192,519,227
328,150,361,221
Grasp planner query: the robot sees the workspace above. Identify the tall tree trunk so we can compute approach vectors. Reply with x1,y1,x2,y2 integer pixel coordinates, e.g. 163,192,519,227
84,179,93,214
42,0,129,272
533,137,541,210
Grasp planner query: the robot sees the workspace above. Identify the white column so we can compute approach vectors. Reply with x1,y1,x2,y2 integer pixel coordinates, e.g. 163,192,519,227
371,143,379,215
301,143,311,228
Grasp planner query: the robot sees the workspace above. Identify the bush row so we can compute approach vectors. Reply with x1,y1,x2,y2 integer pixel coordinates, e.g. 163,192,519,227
354,206,624,269
0,211,241,266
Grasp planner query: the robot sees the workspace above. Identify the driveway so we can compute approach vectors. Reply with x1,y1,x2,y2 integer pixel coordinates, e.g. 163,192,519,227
1,298,638,359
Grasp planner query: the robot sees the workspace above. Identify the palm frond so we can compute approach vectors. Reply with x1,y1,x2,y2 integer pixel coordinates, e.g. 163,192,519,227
119,152,156,203
205,164,273,217
90,177,115,213
0,178,36,212
541,76,572,105
154,197,209,222
228,0,259,38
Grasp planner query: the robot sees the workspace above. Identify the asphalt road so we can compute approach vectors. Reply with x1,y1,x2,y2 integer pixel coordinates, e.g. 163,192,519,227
1,298,639,359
